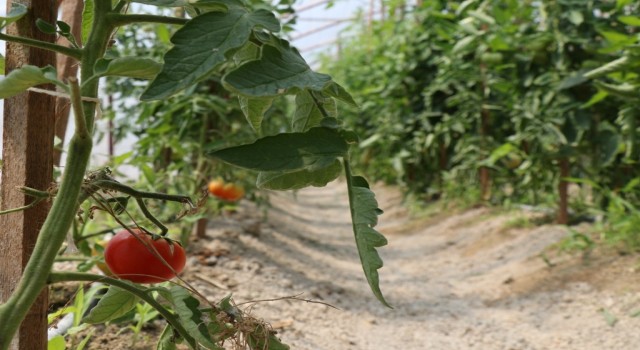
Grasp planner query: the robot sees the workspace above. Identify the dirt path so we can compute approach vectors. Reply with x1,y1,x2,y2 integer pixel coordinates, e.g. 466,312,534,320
185,180,640,350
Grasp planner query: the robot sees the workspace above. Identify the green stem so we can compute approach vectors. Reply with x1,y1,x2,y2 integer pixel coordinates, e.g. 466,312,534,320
107,13,189,27
0,32,82,60
0,133,93,348
93,180,194,206
0,198,44,215
48,272,198,349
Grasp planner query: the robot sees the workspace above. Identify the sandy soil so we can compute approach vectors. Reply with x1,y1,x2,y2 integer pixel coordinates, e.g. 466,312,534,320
63,179,640,349
178,180,640,350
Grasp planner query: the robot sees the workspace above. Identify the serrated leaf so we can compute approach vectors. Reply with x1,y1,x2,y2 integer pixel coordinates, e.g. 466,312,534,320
239,96,274,134
82,286,139,324
347,174,391,307
256,159,342,190
82,0,94,44
223,43,332,97
0,65,64,99
247,324,290,350
293,90,336,132
94,57,162,80
0,3,27,28
211,127,348,172
170,286,222,350
142,9,280,100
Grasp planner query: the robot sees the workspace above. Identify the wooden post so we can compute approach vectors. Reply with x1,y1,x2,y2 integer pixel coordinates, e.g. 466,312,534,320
0,1,56,349
53,0,84,165
557,158,570,224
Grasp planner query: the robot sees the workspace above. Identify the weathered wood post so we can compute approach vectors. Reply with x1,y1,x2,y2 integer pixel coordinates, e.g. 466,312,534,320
0,1,57,348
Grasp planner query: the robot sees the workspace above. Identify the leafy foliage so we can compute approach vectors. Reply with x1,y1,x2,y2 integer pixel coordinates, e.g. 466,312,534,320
322,0,639,235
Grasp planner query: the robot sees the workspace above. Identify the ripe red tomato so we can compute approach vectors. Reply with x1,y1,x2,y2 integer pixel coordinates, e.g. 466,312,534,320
104,229,186,284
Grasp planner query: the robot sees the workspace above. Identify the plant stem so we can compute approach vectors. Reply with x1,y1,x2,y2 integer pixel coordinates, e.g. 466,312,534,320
0,32,82,60
48,272,198,349
107,13,189,27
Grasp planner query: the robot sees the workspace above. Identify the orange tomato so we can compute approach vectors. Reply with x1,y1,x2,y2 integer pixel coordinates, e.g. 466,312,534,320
208,179,244,202
207,179,225,197
221,183,245,202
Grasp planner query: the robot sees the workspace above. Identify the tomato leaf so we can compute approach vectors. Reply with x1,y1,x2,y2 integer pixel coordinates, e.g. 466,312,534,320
239,96,274,134
256,159,342,190
156,324,179,350
292,90,337,132
246,324,290,350
142,9,280,100
223,42,332,97
94,57,162,80
81,0,93,44
0,65,65,99
210,127,349,172
170,286,222,350
346,173,391,308
0,3,27,29
82,286,139,324
47,335,66,350
323,81,358,106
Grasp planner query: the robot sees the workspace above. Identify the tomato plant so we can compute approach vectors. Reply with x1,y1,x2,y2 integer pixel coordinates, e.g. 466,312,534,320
104,229,186,284
0,0,390,348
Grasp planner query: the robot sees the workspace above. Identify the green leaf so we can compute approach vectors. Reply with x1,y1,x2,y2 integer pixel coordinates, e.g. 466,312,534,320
223,42,332,97
170,286,222,350
157,325,178,350
81,0,94,44
47,335,66,350
618,15,640,26
256,159,342,190
94,57,162,80
142,9,280,100
293,90,336,132
323,81,357,106
211,127,349,172
558,74,588,90
0,54,5,73
346,174,391,307
239,96,274,134
82,286,139,324
0,65,63,99
36,19,57,34
246,324,290,350
598,129,622,167
131,0,189,6
0,3,27,29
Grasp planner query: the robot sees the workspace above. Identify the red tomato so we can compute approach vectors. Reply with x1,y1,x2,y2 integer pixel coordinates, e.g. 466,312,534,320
104,229,186,284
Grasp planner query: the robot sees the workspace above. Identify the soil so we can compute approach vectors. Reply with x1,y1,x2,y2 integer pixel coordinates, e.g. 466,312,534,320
58,180,640,349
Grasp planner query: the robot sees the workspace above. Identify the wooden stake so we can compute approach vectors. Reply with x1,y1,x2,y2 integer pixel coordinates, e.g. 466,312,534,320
0,1,56,349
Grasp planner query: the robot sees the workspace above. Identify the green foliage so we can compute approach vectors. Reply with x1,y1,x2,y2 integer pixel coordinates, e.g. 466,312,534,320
82,285,139,324
321,0,639,239
0,65,64,98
